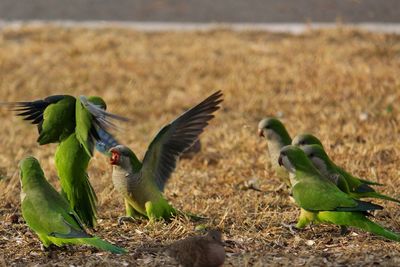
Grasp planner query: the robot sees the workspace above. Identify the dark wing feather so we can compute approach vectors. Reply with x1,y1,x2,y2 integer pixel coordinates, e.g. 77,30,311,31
78,96,129,156
7,95,66,127
141,91,223,191
95,128,120,155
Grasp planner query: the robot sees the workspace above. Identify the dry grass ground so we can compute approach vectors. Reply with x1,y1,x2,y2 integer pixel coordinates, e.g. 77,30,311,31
0,26,400,266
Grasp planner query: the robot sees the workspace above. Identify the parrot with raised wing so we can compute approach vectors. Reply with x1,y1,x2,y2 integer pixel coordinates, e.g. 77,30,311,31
258,118,292,187
5,95,128,227
110,91,223,222
19,156,127,254
300,144,400,203
278,145,400,242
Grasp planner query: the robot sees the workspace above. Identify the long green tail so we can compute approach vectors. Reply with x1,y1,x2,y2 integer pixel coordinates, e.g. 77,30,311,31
358,178,384,186
178,210,209,221
55,134,97,228
317,211,400,242
354,192,400,204
80,237,127,254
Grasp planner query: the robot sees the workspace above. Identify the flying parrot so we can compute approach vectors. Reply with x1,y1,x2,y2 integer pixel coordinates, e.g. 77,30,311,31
300,144,400,203
5,95,128,227
258,118,292,187
19,156,127,253
278,145,400,242
109,91,223,222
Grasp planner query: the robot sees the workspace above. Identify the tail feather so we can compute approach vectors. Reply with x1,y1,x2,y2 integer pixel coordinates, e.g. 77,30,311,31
95,128,119,155
356,192,400,204
74,175,98,228
56,134,98,228
177,210,209,222
358,178,384,186
318,211,400,242
81,237,127,254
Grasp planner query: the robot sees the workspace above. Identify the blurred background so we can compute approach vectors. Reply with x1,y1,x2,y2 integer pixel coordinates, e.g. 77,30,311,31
0,0,399,23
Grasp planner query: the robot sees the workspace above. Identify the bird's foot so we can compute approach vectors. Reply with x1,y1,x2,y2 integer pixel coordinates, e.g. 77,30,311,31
118,216,136,225
281,223,298,235
340,226,349,236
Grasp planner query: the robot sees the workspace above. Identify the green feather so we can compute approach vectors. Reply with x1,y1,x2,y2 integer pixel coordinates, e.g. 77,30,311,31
20,156,127,253
38,96,76,145
55,133,97,228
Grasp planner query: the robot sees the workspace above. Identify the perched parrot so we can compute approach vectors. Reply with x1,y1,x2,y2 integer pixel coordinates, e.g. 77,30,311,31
19,156,127,253
292,133,383,186
258,118,292,187
109,91,223,222
278,145,400,242
300,144,400,203
5,95,128,228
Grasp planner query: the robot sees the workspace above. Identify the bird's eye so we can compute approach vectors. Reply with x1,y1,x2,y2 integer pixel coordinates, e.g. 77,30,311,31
309,153,314,157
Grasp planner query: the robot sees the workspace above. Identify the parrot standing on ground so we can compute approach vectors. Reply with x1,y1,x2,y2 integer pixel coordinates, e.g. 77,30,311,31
5,95,128,228
292,133,382,187
109,91,223,222
292,134,398,203
19,156,127,254
300,144,400,203
278,145,400,242
258,118,292,188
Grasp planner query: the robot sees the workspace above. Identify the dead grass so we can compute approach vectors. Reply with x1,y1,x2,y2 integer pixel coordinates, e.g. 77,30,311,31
0,25,400,266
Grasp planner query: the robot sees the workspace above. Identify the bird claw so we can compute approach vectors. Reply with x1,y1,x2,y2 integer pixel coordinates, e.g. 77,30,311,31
281,223,298,235
118,216,136,225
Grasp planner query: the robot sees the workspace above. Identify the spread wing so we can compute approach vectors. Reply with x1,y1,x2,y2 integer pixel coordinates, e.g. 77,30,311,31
76,96,129,156
141,91,223,191
3,95,76,144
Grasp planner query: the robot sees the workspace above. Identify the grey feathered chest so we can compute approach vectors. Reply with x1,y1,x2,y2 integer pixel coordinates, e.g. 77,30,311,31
112,166,142,196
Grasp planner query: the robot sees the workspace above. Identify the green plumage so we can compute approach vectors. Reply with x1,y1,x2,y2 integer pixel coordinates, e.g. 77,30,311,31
55,133,97,227
300,143,400,204
8,95,127,228
258,118,292,187
111,91,223,222
19,156,127,254
38,96,76,145
279,145,400,242
297,209,400,242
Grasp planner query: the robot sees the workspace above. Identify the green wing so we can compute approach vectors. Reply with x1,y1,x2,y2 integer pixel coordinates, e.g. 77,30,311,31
8,95,76,144
292,172,383,212
75,96,129,156
141,91,223,191
20,158,89,239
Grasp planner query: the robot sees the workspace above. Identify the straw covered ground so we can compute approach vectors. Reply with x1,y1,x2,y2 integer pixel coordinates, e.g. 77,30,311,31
0,25,400,266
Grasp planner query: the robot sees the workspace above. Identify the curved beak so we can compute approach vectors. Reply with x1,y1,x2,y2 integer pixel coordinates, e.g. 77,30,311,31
258,129,264,137
109,149,120,165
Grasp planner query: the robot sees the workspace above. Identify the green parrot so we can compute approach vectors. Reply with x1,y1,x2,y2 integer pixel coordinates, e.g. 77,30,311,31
19,156,127,254
258,118,292,187
278,145,400,242
300,144,400,203
7,95,128,228
109,91,223,222
292,133,383,186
